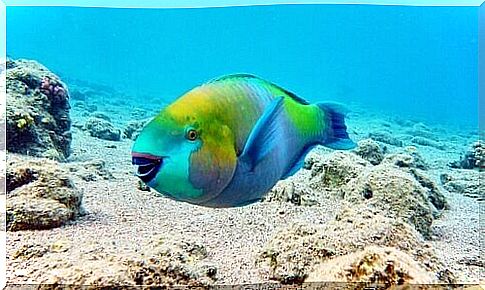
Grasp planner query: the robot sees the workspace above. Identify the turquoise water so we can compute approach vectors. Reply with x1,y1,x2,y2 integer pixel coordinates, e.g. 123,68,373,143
6,4,478,127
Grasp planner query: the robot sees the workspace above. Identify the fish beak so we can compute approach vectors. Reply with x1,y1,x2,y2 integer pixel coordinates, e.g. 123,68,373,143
131,152,164,183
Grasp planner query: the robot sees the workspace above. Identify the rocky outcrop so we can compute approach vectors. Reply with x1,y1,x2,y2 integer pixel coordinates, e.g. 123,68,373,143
382,147,428,170
5,58,72,161
441,170,484,200
353,138,386,165
123,119,149,140
307,151,371,191
368,131,403,147
6,154,84,231
258,148,451,284
450,141,485,169
342,163,446,238
84,117,121,141
256,205,454,285
307,246,437,285
16,236,217,288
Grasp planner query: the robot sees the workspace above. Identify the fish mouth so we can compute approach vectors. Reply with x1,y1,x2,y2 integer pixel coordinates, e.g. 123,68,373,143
132,152,164,183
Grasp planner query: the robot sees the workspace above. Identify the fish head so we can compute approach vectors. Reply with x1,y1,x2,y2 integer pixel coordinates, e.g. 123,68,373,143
131,105,237,205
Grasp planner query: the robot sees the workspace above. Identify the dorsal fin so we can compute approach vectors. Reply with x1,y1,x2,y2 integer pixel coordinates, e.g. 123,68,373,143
208,73,259,83
207,73,310,105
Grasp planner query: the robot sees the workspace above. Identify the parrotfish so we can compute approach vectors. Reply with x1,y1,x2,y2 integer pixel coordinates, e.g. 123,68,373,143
132,74,356,207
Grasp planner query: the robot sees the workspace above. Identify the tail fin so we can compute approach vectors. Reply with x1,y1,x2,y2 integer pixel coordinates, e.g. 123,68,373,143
316,102,356,150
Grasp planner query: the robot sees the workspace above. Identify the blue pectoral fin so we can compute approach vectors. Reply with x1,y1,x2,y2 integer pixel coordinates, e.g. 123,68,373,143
240,96,285,171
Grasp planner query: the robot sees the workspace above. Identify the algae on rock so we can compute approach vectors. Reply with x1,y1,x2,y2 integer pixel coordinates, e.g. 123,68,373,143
5,58,72,161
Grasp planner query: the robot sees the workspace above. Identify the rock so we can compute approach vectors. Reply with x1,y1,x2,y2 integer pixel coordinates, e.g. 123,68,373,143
123,119,149,140
449,141,485,169
368,131,403,147
89,111,112,122
256,205,453,284
411,136,445,150
265,152,375,207
33,236,216,288
127,236,215,287
12,243,49,260
293,149,444,235
440,170,484,200
409,168,448,213
256,223,335,284
382,147,428,170
263,180,317,206
84,117,121,141
5,58,72,161
405,123,439,141
353,139,386,165
309,152,371,191
7,198,74,231
137,180,151,192
307,246,437,285
342,164,445,238
6,154,84,231
66,159,113,181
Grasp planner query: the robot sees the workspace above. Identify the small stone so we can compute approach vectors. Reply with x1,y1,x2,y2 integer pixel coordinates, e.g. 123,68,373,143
353,139,385,165
84,117,121,141
137,180,151,192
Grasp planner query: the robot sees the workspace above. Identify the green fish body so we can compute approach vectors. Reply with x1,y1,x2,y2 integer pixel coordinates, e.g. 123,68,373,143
132,74,355,207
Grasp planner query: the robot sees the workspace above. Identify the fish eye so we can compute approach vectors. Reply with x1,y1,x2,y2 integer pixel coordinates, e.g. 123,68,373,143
185,128,198,141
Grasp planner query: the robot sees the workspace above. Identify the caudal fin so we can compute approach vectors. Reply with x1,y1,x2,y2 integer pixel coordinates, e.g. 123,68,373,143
316,102,356,150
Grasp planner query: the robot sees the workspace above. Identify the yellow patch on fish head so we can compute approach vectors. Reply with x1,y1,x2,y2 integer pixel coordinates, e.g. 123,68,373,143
132,88,237,205
167,90,238,203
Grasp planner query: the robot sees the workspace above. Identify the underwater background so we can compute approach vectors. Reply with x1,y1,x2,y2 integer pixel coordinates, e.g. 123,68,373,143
4,3,484,287
6,4,478,127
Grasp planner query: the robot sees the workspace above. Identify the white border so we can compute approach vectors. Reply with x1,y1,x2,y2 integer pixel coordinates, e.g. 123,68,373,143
0,0,482,288
2,0,484,7
0,0,6,287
